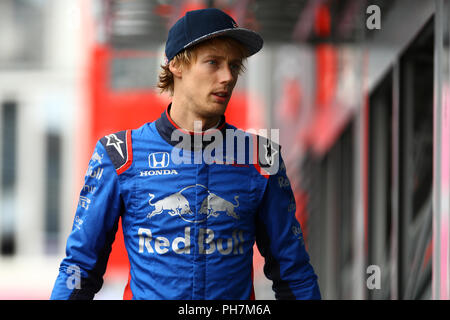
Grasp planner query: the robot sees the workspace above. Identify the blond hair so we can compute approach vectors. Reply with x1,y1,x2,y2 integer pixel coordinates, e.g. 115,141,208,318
157,37,248,95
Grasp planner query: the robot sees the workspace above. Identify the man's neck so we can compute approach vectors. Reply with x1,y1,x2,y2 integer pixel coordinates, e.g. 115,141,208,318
169,101,222,132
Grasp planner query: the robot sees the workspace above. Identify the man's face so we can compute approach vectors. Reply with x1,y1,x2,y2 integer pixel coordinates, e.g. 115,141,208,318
172,39,244,119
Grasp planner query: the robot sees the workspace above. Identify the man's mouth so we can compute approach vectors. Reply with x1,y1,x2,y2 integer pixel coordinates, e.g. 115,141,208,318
212,91,230,102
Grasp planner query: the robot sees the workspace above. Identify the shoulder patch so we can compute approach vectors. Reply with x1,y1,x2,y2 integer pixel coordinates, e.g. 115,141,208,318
100,130,133,175
256,135,281,176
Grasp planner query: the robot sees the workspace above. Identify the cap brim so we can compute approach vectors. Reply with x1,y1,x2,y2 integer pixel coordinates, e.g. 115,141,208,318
183,28,263,57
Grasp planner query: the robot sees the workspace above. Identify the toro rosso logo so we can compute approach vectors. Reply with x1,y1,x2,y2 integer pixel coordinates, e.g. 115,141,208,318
147,184,240,223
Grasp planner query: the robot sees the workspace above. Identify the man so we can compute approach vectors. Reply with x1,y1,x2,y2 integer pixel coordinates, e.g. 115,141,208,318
51,8,321,300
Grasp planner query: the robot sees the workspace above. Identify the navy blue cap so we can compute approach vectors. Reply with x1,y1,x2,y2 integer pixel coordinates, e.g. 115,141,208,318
165,8,263,62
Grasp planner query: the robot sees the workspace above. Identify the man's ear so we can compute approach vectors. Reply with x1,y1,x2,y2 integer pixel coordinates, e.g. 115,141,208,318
169,60,182,78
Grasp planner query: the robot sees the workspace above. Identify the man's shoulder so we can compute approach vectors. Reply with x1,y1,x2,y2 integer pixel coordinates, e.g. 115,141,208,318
98,122,153,146
223,123,281,176
98,130,132,175
97,122,152,174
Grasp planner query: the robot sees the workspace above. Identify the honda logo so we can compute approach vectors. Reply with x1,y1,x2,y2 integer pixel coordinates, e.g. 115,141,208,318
149,152,170,168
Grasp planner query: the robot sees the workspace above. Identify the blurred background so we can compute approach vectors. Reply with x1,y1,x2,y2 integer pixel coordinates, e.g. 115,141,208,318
1,0,449,300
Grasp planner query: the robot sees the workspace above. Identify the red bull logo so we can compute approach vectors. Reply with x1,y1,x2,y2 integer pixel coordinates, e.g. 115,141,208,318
146,185,241,223
147,192,193,218
199,193,240,220
142,185,245,255
138,227,244,255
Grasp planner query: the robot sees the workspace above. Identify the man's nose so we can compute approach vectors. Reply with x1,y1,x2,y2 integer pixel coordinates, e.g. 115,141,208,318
219,64,236,84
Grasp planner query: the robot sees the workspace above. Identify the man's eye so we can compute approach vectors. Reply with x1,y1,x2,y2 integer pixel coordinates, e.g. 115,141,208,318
207,60,217,65
230,64,242,74
230,64,240,70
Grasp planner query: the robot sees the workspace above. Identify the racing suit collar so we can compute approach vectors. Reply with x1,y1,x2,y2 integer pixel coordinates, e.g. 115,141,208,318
155,103,227,150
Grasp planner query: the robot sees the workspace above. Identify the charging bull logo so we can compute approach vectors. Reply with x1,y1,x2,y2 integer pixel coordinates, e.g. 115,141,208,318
147,185,240,223
199,193,240,220
147,192,193,219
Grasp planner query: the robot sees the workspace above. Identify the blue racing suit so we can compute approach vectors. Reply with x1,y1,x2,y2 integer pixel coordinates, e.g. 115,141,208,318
50,106,321,300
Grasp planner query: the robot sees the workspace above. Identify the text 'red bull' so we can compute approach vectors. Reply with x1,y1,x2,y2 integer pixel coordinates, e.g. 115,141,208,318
138,227,244,255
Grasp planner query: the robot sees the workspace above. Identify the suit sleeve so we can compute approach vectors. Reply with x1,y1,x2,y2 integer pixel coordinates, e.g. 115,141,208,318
255,151,321,300
50,141,123,300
